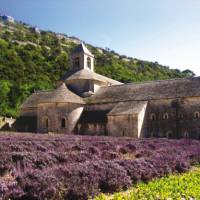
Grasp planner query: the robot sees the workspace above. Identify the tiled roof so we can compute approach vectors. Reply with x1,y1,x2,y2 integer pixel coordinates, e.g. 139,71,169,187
64,69,122,85
21,90,52,108
39,83,85,104
108,101,148,115
72,43,94,57
21,84,85,108
86,77,200,104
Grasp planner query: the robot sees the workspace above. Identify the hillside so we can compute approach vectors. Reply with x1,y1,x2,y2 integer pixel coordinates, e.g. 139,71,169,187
0,17,195,117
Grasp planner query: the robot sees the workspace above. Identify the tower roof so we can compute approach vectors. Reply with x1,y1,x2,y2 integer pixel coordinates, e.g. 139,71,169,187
22,84,85,108
39,83,85,104
21,90,52,108
72,43,94,57
64,69,122,85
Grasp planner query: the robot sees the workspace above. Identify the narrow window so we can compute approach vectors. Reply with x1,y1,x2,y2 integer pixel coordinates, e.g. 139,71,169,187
42,117,49,129
61,118,66,128
74,57,80,69
150,113,156,121
163,113,169,120
122,130,125,136
87,57,91,69
46,118,49,128
194,111,200,119
184,131,189,138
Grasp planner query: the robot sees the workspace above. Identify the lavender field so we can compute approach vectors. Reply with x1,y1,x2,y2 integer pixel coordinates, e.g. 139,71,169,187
0,132,200,200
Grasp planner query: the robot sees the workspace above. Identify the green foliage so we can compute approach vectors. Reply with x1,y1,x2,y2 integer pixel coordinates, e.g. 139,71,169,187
0,80,12,114
95,167,200,200
0,19,195,117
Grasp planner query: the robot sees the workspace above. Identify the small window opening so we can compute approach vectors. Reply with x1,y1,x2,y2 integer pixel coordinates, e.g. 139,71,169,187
46,118,48,128
150,113,156,121
184,131,189,138
163,113,169,120
61,118,66,128
87,57,91,69
194,111,200,119
166,131,173,138
122,130,125,137
43,117,49,129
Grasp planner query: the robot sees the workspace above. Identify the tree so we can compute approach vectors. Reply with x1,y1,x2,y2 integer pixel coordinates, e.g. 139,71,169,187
0,80,12,115
182,69,195,77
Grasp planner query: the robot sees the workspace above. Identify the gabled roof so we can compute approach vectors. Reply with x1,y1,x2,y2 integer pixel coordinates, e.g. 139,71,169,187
86,77,200,104
65,69,122,85
108,101,148,116
72,43,94,57
21,84,85,109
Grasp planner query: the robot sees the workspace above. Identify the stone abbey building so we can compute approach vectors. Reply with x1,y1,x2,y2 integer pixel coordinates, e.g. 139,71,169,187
20,43,200,139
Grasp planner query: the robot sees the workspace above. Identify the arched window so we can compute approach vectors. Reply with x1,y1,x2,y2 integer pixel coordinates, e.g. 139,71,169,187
163,113,169,120
150,113,156,121
74,57,80,69
46,118,49,128
61,118,66,128
194,111,200,119
87,57,91,69
42,117,49,129
166,131,173,138
183,131,189,138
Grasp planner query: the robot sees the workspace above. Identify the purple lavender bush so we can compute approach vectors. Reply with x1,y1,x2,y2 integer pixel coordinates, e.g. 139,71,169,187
0,133,200,200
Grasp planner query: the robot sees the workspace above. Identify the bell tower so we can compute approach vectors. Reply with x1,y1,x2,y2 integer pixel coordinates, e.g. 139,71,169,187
70,43,94,72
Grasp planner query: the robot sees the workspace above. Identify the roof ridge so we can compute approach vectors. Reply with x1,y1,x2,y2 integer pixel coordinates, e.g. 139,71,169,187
98,76,198,89
72,43,94,57
34,89,54,93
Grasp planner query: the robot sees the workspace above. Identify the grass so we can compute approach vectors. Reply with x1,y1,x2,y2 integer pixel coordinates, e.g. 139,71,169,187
94,167,200,200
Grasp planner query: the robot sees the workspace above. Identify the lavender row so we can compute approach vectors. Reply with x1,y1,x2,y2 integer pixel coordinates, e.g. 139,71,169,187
0,132,200,200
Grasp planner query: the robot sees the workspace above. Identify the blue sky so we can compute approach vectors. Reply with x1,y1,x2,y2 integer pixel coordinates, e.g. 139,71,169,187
1,0,200,75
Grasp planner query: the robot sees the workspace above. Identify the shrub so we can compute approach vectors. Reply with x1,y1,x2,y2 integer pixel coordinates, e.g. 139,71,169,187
0,133,200,199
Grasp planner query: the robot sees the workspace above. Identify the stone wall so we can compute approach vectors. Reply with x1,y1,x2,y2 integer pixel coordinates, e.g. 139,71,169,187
70,51,85,70
67,79,104,96
107,114,138,137
137,102,148,137
67,79,91,95
70,50,94,72
18,95,200,138
14,116,37,132
37,102,83,133
106,101,147,138
78,97,200,139
20,107,37,116
75,122,107,136
74,103,116,135
68,107,84,133
147,97,200,139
